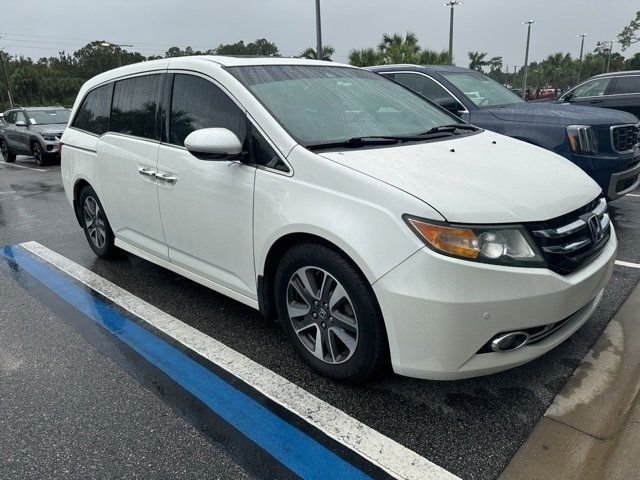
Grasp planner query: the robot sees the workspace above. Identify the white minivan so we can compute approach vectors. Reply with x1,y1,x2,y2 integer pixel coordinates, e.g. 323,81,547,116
61,56,616,381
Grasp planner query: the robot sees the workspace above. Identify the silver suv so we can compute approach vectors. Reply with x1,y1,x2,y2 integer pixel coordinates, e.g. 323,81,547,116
0,107,70,165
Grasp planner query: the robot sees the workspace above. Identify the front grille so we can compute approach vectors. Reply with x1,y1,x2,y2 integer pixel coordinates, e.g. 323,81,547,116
526,197,610,275
611,124,640,153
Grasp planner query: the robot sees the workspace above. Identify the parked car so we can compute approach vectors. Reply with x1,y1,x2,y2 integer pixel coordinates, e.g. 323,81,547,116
559,70,640,118
369,65,640,200
0,106,69,165
62,57,615,382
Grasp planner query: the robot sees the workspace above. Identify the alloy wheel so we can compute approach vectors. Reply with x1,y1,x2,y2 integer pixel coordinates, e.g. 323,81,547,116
32,144,43,165
83,196,107,249
286,267,359,364
0,142,8,161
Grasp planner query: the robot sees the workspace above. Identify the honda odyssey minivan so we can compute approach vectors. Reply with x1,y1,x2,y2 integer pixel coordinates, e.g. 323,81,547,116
61,57,616,381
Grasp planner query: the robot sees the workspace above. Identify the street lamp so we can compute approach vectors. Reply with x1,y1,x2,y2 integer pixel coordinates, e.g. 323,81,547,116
521,20,535,100
315,0,323,60
0,37,14,107
101,41,134,67
577,34,588,82
443,1,462,65
600,40,614,73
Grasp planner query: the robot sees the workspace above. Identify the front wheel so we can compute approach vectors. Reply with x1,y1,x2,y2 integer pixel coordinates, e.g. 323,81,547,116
274,243,388,382
79,186,119,259
1,140,16,162
32,143,46,166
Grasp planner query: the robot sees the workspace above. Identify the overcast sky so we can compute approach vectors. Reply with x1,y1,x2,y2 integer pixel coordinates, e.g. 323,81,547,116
1,0,639,69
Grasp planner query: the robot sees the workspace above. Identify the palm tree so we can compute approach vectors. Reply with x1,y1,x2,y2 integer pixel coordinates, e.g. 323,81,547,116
418,49,450,65
542,52,574,90
468,51,489,72
299,45,335,61
348,48,381,67
377,32,420,64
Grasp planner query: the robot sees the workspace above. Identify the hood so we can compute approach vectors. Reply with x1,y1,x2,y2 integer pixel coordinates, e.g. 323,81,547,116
30,124,66,135
319,131,600,224
488,102,638,126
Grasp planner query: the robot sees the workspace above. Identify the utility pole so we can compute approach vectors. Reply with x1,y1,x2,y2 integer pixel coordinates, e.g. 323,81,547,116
443,1,462,65
577,34,587,82
0,38,14,107
605,40,613,73
315,0,323,60
521,20,535,100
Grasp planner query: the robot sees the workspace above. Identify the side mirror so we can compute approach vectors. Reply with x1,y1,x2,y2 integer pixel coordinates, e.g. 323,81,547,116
561,92,572,102
435,97,461,115
15,120,27,127
184,128,243,160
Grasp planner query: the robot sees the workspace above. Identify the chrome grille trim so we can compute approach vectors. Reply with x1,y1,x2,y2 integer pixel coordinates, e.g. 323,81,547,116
532,198,606,239
610,123,640,154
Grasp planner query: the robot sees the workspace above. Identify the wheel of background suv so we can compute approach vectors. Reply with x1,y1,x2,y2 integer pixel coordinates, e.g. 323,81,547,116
0,140,16,162
31,142,46,166
79,186,119,259
274,243,388,382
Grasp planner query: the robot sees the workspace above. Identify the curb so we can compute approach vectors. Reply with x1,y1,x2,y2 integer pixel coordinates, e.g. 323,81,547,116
500,281,640,479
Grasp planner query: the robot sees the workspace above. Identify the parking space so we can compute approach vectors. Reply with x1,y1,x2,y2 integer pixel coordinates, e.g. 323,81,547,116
1,162,639,479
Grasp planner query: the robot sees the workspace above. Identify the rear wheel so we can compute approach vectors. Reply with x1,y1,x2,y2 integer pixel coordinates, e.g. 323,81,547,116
1,140,16,162
274,243,388,382
31,142,46,166
79,186,119,259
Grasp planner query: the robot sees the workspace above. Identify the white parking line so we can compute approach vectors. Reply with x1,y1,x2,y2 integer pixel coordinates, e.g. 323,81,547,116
616,260,640,269
0,161,47,172
20,241,458,480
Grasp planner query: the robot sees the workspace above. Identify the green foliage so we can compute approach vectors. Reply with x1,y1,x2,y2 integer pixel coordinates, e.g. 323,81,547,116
468,51,489,71
348,48,380,67
618,10,640,51
299,45,335,61
214,39,279,57
624,53,640,70
418,49,450,65
377,32,420,64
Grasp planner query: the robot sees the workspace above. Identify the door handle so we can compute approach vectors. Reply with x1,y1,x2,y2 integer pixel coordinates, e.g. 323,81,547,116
155,172,178,185
590,99,604,104
138,167,157,178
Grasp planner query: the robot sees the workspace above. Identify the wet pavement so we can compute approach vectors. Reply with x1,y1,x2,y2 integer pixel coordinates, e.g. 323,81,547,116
1,156,639,479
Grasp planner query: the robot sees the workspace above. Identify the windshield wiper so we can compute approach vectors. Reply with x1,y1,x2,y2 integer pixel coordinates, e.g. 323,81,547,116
421,124,480,135
306,135,422,150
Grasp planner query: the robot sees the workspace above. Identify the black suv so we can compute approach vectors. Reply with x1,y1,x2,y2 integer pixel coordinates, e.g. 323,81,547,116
0,106,70,165
559,70,640,118
369,65,640,200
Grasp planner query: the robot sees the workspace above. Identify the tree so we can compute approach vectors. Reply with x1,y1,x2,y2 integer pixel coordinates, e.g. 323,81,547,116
299,45,335,61
418,49,450,65
377,32,420,64
618,10,640,51
624,53,640,70
215,38,279,56
488,56,503,73
348,48,380,67
468,51,489,71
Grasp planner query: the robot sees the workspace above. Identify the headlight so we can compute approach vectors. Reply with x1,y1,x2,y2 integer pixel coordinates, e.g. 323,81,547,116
567,125,597,154
404,216,545,267
41,133,59,141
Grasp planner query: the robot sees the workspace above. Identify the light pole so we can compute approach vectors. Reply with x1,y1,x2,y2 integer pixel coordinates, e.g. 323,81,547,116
0,38,14,107
521,20,535,100
577,34,587,83
101,42,134,67
443,1,462,65
315,0,323,60
604,40,613,73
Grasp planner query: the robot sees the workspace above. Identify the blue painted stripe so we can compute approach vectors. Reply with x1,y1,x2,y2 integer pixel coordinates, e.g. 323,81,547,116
1,246,371,480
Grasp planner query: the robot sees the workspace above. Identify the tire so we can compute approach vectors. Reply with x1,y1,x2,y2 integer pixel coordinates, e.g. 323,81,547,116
31,142,46,166
274,243,388,382
0,140,16,162
78,186,119,259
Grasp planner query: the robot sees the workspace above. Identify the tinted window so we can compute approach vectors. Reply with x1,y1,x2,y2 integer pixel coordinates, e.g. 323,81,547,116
4,111,15,124
72,84,113,135
170,74,246,147
228,65,456,145
441,71,523,107
570,78,611,98
251,129,288,172
111,74,161,139
611,76,640,95
393,73,454,102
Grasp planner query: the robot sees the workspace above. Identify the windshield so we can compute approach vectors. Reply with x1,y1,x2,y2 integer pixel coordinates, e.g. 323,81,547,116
227,65,458,146
442,71,524,108
27,109,70,125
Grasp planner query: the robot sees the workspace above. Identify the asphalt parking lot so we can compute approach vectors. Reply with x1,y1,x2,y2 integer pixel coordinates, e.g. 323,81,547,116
1,156,639,480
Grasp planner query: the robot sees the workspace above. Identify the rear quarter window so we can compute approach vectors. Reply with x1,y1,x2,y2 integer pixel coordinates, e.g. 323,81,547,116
72,83,113,135
111,74,162,140
611,76,640,95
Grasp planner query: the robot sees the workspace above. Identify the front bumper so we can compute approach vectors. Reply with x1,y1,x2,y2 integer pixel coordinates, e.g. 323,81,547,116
566,151,639,200
373,226,617,380
607,161,640,199
42,139,61,156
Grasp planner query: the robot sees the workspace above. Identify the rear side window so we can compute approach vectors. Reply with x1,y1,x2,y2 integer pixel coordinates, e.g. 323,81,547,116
111,74,161,140
169,74,246,147
611,76,640,95
72,84,112,135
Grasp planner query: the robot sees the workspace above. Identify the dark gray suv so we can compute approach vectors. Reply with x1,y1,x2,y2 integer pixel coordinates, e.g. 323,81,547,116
0,107,70,165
